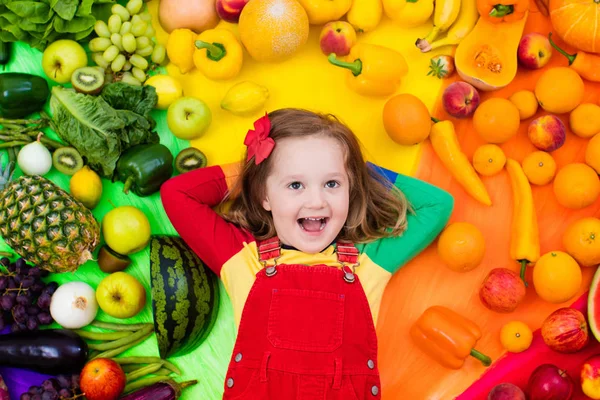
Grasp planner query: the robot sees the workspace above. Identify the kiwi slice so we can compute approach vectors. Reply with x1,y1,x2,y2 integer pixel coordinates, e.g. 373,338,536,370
52,147,84,175
71,66,105,95
98,245,131,273
175,147,207,174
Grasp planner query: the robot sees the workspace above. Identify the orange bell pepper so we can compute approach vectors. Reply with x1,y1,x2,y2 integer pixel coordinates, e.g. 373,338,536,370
506,159,540,286
549,33,600,83
430,118,492,206
410,306,492,369
476,0,528,23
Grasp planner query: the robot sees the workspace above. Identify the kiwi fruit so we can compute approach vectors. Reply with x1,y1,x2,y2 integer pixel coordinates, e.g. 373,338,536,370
98,245,131,273
52,147,84,175
175,147,207,174
71,66,105,95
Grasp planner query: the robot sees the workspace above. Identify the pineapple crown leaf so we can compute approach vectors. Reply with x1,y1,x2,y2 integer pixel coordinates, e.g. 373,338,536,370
0,153,15,191
427,58,448,79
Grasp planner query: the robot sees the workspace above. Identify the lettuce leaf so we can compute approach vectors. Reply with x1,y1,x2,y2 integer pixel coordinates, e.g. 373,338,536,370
50,84,160,178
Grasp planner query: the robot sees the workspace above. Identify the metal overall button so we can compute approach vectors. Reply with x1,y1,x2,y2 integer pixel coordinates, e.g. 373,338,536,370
367,359,375,369
234,353,242,362
342,265,355,283
265,266,277,276
226,378,234,388
371,385,379,396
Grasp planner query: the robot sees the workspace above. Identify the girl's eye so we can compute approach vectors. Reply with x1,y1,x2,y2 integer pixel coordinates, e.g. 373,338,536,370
326,180,340,188
289,182,303,190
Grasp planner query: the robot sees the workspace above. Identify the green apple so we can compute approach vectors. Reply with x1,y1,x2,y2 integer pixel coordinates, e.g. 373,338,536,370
42,39,88,84
102,206,151,255
96,272,146,319
167,96,212,140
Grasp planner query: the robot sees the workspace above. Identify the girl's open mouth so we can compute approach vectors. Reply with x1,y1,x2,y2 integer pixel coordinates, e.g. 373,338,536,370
298,217,329,232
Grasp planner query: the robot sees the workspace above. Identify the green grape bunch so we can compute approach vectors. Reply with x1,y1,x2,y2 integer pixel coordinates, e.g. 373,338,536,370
89,0,168,86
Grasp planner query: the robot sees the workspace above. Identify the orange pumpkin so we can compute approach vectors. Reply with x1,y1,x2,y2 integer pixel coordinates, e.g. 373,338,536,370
550,0,600,53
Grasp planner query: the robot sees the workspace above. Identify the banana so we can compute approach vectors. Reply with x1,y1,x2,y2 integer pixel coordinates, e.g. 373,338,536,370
415,0,462,50
419,0,478,52
220,81,269,116
347,0,383,32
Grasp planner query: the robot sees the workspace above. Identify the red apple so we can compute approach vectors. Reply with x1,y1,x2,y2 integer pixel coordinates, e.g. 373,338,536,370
479,268,526,313
528,115,566,152
528,364,574,400
581,355,600,399
487,383,527,400
319,21,357,57
541,308,588,353
442,81,480,118
518,33,553,70
215,0,249,23
80,358,126,400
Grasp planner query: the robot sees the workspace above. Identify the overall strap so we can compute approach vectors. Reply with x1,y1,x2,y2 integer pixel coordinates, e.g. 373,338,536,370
257,237,359,265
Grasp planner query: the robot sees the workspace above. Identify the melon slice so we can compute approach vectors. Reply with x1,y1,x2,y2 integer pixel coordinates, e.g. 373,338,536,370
588,267,600,341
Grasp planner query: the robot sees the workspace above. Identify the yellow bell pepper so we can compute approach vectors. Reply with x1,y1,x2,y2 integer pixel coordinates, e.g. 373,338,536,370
193,29,243,80
327,43,408,97
347,0,383,32
506,159,540,285
383,0,435,27
297,0,352,24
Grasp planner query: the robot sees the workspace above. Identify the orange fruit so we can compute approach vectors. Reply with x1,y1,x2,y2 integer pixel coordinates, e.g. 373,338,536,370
473,98,521,144
522,151,557,186
571,103,600,138
437,222,485,272
585,133,600,174
533,251,582,303
563,217,600,267
553,163,600,209
535,67,585,114
500,321,533,353
508,90,538,120
382,94,431,145
472,144,506,176
238,0,309,62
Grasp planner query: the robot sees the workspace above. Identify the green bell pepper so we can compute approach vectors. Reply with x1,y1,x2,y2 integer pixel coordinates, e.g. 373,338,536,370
115,143,174,197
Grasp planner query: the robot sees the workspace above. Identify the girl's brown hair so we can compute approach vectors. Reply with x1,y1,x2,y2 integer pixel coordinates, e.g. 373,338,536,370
223,108,410,243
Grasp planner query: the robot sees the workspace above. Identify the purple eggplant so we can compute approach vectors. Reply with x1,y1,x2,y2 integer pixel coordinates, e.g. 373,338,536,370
0,329,87,374
119,379,197,400
0,373,8,400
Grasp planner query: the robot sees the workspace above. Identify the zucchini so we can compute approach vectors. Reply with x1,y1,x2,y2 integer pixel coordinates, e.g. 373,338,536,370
0,329,88,374
0,72,49,118
0,41,10,65
150,235,220,358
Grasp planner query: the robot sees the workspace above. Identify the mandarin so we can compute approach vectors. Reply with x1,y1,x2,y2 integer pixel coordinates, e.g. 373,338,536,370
563,217,600,267
473,98,520,144
535,67,584,114
437,222,485,272
382,94,431,145
553,163,600,209
500,321,533,353
522,151,557,186
472,144,506,176
571,103,600,139
508,90,538,120
533,251,582,303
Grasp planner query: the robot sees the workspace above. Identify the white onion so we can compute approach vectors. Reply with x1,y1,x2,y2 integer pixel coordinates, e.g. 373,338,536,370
17,138,52,176
50,281,98,329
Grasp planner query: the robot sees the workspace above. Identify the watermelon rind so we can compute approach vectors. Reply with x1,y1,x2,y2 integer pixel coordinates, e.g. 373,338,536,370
587,266,600,342
150,235,221,359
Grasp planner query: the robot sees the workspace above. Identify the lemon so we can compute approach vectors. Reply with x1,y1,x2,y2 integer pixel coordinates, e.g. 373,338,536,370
145,75,183,110
500,321,533,353
221,81,269,116
69,166,103,210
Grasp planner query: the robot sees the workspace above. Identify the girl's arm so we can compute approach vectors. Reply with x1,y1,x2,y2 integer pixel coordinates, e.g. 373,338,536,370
160,163,254,275
363,163,454,274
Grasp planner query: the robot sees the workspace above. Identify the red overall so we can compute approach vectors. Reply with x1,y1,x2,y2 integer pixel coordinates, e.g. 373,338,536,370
222,238,382,400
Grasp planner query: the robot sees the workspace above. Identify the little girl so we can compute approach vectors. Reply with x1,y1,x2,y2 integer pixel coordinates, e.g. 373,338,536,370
161,108,454,400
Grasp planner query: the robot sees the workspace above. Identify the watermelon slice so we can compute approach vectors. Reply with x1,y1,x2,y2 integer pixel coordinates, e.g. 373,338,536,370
589,267,600,342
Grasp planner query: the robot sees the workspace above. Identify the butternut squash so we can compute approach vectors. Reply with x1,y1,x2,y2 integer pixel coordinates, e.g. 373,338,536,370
454,13,528,91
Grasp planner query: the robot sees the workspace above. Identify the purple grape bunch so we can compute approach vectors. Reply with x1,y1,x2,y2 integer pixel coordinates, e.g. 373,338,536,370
19,374,82,400
0,257,58,332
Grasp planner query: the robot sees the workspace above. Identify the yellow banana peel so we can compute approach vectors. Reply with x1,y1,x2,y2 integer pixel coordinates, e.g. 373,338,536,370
420,0,478,52
221,81,269,116
416,0,461,49
383,0,434,28
348,0,383,32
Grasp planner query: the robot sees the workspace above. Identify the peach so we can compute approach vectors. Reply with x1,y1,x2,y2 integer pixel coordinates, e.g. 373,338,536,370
442,81,480,118
487,383,526,400
216,0,249,22
517,33,553,69
581,355,600,399
528,115,566,152
319,21,356,57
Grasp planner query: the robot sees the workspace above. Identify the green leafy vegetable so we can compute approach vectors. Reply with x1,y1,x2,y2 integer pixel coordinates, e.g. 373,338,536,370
49,84,159,178
0,0,115,50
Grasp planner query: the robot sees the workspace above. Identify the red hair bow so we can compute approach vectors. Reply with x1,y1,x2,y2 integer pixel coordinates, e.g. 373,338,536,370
244,113,274,165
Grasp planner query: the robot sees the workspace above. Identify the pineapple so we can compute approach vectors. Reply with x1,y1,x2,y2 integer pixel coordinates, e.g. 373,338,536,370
0,175,100,273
